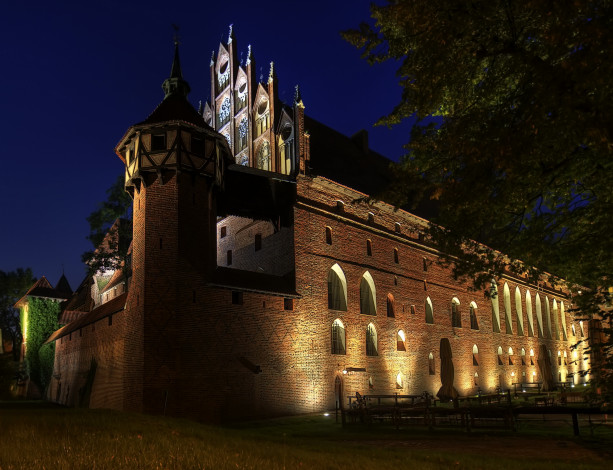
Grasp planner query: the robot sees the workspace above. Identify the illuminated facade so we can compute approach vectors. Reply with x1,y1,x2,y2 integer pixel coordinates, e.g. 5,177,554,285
46,30,587,422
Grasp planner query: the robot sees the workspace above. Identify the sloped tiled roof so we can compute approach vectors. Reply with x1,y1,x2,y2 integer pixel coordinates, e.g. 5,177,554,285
138,94,211,129
45,292,127,344
54,274,73,298
14,276,70,308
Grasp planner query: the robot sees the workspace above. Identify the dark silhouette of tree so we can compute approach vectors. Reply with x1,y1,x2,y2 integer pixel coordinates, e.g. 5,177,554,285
345,1,612,395
82,174,133,275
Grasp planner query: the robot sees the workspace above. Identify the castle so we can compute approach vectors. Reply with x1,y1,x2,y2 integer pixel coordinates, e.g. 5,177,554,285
23,29,588,421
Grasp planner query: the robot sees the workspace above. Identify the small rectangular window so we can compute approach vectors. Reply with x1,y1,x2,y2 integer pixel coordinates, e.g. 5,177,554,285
108,315,113,326
284,298,294,310
232,291,243,305
227,250,233,266
151,133,166,151
393,248,399,264
366,239,372,256
423,257,428,271
255,233,262,251
191,136,205,155
410,305,416,315
220,226,227,238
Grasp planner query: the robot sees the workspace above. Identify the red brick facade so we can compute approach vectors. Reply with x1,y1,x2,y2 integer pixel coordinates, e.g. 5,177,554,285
48,32,588,422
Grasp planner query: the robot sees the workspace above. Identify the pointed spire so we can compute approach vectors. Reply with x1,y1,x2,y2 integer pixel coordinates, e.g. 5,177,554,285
198,100,202,114
268,61,275,84
294,84,305,109
228,24,234,44
162,36,191,100
246,44,252,65
210,50,215,67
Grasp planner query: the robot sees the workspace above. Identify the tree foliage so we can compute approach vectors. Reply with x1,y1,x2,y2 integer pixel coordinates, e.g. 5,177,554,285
0,268,36,359
345,1,612,391
24,297,60,393
82,174,133,274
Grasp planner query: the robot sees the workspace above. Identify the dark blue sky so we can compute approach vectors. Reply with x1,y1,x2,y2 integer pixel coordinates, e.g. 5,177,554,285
0,0,414,290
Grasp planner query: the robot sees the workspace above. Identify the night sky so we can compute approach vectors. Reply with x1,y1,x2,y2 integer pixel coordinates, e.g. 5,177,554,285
1,0,414,290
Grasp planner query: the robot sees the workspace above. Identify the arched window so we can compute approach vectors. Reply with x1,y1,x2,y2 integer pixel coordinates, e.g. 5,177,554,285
545,296,552,339
535,294,544,337
474,371,479,386
552,299,560,340
328,264,347,311
325,226,332,245
360,272,377,315
451,297,462,327
515,287,524,335
255,99,270,136
396,372,403,389
557,350,562,366
563,350,568,365
425,297,434,324
560,302,568,341
579,320,585,337
525,290,534,337
571,323,576,337
508,347,514,365
530,348,535,366
331,319,346,355
473,344,479,366
387,293,395,318
256,140,271,171
503,283,513,334
521,348,526,365
497,346,503,365
491,281,501,333
397,330,406,351
366,323,378,356
470,301,479,330
366,239,372,256
428,352,435,375
393,248,399,264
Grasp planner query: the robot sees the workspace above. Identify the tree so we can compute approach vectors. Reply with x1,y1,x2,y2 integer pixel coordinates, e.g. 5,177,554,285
345,1,612,392
0,268,36,360
82,174,133,274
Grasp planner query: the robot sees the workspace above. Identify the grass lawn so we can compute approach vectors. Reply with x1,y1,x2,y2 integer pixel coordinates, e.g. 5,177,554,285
0,401,610,469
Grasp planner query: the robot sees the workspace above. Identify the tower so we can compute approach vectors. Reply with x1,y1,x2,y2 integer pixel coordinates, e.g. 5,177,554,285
115,41,232,412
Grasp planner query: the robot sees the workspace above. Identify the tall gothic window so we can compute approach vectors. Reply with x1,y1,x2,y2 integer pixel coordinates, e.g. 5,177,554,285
491,281,501,333
525,290,534,337
360,272,376,315
255,99,270,137
469,302,479,330
331,319,346,355
387,293,395,318
366,323,378,356
256,141,271,171
503,283,513,334
328,264,347,311
236,116,248,151
451,297,461,328
218,96,231,128
515,287,524,335
425,297,434,324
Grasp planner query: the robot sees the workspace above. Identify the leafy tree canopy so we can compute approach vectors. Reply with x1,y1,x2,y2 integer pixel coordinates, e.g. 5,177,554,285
345,1,612,388
0,268,36,358
82,174,133,274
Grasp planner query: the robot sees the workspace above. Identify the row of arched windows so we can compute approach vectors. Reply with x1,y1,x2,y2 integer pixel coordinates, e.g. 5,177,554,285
329,264,571,342
332,319,411,356
491,282,569,341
